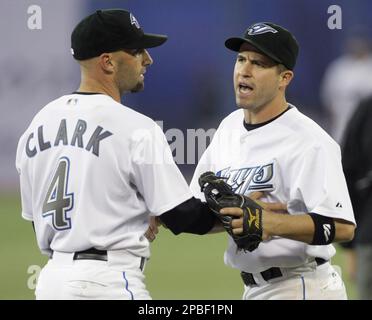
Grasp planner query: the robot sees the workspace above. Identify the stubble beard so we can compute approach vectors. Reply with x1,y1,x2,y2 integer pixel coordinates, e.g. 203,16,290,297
130,81,144,93
236,89,277,113
236,96,260,111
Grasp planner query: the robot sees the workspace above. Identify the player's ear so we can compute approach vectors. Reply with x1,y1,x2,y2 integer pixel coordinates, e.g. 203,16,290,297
99,53,115,74
279,70,294,88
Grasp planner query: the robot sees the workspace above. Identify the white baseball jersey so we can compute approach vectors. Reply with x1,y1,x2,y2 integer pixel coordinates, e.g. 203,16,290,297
16,93,192,258
190,105,356,274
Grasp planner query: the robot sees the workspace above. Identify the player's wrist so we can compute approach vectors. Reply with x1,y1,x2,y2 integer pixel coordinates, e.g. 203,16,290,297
262,210,275,240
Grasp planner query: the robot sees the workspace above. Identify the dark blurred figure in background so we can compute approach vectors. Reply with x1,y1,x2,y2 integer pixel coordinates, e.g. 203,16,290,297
341,95,372,300
321,28,372,144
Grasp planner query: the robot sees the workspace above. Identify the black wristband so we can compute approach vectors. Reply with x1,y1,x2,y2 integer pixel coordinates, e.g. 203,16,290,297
308,213,335,245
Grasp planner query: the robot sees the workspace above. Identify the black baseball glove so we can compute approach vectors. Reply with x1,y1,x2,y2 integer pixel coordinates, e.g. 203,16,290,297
198,171,263,252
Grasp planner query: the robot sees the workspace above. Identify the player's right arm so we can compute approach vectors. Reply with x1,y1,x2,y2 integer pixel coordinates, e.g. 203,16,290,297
130,121,220,236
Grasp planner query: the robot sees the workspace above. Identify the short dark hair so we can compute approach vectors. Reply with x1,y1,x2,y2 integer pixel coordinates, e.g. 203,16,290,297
276,64,288,74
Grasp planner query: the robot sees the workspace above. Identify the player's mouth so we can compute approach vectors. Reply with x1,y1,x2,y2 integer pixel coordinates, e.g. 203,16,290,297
140,70,146,80
237,83,254,96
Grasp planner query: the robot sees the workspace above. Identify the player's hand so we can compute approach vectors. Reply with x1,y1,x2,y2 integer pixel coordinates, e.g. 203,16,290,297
144,217,160,242
219,192,287,241
250,191,288,213
219,207,270,241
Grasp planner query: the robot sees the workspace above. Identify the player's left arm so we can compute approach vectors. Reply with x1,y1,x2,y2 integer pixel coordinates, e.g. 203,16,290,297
221,208,355,244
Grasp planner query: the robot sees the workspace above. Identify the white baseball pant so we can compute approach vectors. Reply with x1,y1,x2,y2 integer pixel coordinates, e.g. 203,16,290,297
35,250,150,300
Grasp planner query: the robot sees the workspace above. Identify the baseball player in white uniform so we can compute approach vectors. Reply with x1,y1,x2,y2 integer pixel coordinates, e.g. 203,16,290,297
16,9,219,300
190,22,356,300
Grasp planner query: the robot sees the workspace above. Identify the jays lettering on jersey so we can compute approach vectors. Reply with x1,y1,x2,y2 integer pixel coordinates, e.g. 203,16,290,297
16,93,192,257
190,105,355,273
217,163,274,194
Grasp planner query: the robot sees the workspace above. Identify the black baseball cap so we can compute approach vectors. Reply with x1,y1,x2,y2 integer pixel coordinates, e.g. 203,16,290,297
71,9,168,60
225,22,299,70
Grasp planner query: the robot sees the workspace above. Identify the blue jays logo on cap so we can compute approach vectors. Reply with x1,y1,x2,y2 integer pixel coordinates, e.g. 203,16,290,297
247,23,278,35
130,13,140,29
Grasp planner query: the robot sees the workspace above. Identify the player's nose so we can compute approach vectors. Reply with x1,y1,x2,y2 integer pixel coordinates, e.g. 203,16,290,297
241,64,253,77
236,69,252,80
143,49,153,66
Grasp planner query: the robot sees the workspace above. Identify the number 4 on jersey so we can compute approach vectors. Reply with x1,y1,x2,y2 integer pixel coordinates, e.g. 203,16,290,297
42,157,74,230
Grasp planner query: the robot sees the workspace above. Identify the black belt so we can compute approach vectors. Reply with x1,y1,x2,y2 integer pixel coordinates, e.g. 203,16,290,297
241,257,328,286
63,248,146,271
73,248,108,261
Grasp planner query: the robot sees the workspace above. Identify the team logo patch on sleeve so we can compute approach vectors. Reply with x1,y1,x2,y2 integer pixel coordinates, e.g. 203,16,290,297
247,23,278,35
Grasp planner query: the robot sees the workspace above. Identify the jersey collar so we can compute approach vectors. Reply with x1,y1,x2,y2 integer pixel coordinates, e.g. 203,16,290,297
243,105,292,132
71,91,105,95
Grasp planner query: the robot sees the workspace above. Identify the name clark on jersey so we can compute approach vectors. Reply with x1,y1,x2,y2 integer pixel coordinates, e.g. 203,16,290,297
25,119,113,158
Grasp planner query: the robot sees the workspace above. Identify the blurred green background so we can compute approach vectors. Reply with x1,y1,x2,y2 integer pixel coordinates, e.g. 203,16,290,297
0,194,357,300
